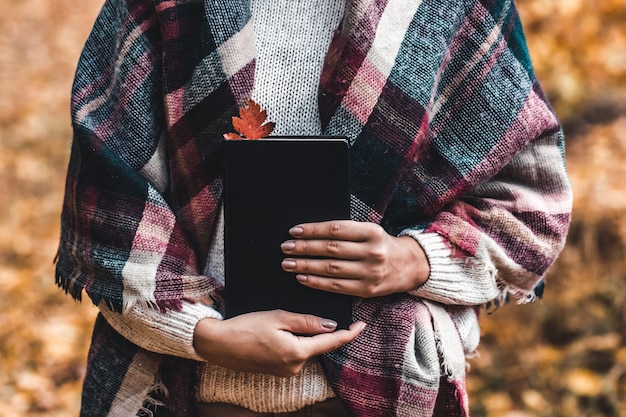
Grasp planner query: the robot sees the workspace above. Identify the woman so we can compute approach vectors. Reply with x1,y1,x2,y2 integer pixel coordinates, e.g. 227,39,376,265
56,0,572,415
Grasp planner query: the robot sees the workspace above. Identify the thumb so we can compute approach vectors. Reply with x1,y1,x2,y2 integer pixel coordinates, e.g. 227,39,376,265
298,321,367,357
273,310,340,335
271,311,367,355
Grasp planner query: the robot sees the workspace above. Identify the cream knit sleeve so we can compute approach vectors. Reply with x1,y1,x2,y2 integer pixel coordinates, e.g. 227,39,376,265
99,300,222,361
400,229,500,305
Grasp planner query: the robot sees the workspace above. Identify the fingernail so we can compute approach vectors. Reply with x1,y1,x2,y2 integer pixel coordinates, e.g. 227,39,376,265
282,259,296,269
321,319,338,329
296,274,308,282
289,226,304,236
281,241,296,251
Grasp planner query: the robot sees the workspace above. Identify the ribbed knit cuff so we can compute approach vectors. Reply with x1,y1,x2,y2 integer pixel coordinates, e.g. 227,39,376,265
99,301,222,361
196,359,335,412
398,229,500,305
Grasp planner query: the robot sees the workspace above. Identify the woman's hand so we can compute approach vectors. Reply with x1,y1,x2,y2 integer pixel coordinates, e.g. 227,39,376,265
193,310,365,377
281,220,430,298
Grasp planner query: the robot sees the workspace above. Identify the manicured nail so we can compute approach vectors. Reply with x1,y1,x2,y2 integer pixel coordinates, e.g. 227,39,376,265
282,259,296,269
281,241,296,251
321,319,338,330
296,274,308,282
289,226,304,236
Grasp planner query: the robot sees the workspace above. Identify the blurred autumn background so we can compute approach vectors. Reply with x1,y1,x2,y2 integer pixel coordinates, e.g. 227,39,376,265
0,0,624,415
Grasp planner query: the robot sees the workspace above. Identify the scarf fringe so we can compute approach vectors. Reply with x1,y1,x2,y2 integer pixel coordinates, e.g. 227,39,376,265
54,272,83,303
54,250,85,303
424,301,467,382
487,279,539,311
138,377,169,417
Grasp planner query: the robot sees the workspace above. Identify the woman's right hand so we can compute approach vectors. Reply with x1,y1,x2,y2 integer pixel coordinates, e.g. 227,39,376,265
193,310,365,377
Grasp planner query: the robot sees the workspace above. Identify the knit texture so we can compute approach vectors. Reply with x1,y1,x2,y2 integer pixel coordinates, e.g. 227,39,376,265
89,1,493,411
196,360,335,412
56,0,572,416
251,0,346,135
202,0,342,409
101,1,344,411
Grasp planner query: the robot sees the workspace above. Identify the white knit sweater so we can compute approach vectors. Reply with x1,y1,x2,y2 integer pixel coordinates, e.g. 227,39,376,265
99,0,497,412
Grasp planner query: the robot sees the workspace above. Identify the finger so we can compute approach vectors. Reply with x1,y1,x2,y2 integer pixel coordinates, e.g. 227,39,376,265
271,310,342,335
295,274,376,297
289,220,377,242
298,321,366,356
280,239,363,260
281,257,366,279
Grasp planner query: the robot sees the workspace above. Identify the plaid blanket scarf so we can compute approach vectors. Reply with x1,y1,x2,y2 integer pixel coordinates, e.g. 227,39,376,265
56,0,572,415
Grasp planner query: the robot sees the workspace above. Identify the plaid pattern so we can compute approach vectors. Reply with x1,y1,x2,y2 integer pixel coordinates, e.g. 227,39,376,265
56,0,572,416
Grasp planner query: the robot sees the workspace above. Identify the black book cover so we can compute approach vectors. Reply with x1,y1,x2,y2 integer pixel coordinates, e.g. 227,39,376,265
223,137,353,330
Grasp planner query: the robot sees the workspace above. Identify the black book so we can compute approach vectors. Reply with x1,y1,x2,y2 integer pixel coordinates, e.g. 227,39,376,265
223,137,353,330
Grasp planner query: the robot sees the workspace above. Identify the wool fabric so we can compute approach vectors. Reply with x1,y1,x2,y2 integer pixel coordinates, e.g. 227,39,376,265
56,0,572,416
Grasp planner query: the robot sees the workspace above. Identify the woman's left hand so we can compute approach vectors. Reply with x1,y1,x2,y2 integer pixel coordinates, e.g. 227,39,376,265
281,220,430,298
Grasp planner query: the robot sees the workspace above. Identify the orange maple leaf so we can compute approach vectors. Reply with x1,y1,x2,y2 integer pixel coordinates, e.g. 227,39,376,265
224,99,275,140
